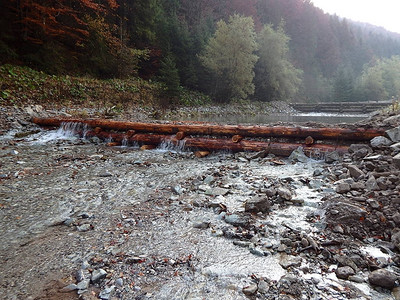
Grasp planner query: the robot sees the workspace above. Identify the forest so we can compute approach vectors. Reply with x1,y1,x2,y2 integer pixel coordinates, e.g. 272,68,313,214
2,0,400,104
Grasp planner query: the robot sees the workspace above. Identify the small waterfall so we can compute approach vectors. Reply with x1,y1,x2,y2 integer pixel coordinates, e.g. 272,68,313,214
31,122,89,144
158,138,186,153
105,135,113,143
121,136,129,147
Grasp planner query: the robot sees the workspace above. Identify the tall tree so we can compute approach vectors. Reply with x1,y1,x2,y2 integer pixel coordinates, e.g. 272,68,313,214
254,23,302,101
199,14,258,101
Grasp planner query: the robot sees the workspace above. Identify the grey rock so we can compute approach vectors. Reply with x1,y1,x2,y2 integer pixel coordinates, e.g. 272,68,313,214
289,147,308,163
233,240,251,247
313,168,324,176
193,219,210,229
225,214,249,227
333,225,344,234
279,254,302,269
349,144,373,154
347,165,364,179
366,176,379,191
393,212,400,225
326,202,367,224
336,266,355,279
98,171,112,177
371,136,392,148
348,275,365,283
250,247,266,256
391,230,400,251
203,175,215,185
325,151,340,164
244,196,270,214
61,284,78,292
390,142,400,152
258,280,269,294
336,183,351,194
243,284,258,296
99,286,115,300
77,224,91,232
368,269,397,289
351,182,365,191
277,187,292,201
115,278,124,287
91,268,107,283
172,185,183,195
205,187,229,196
77,279,90,290
394,153,400,168
386,126,400,142
393,287,400,300
366,199,380,209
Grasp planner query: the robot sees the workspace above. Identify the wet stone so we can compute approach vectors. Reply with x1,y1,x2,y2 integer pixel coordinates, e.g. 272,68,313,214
335,266,355,280
279,254,302,269
242,284,258,296
224,214,249,227
368,269,397,289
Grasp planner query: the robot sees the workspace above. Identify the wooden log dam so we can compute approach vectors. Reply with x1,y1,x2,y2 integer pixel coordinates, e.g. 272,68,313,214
32,117,386,157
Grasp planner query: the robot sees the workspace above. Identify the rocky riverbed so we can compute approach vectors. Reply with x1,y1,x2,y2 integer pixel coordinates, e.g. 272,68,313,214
1,105,400,299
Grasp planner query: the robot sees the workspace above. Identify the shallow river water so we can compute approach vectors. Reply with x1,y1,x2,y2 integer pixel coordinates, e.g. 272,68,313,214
0,126,395,299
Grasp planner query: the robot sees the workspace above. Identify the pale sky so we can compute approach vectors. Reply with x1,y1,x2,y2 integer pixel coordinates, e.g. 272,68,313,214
311,0,400,33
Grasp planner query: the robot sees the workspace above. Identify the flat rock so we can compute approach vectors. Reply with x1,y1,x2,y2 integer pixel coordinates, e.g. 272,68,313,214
279,254,302,269
347,164,364,179
224,214,250,227
336,183,351,194
91,268,107,283
205,187,229,196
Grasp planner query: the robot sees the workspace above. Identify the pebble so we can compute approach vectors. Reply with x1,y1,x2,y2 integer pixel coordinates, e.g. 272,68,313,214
77,224,91,232
224,214,249,227
115,278,124,287
279,254,302,269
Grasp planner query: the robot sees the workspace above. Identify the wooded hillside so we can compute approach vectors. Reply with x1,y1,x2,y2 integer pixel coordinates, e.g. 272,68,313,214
2,0,400,104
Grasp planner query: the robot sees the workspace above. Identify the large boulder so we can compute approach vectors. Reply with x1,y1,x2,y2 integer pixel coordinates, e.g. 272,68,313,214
368,269,397,289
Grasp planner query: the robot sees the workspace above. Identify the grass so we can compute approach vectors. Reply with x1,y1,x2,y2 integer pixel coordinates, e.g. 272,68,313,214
0,64,210,112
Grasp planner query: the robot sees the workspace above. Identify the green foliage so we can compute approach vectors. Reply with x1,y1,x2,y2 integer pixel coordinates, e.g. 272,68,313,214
333,69,354,102
358,56,400,101
199,14,258,102
158,53,181,106
254,23,303,101
0,64,158,107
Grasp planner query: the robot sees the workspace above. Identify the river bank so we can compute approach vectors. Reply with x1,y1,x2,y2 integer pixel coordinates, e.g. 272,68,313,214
1,105,400,299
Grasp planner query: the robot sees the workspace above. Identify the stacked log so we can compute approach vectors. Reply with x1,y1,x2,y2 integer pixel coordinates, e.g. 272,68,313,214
32,117,383,156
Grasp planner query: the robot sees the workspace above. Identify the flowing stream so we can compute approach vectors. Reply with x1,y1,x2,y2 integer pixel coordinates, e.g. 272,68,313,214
0,121,395,299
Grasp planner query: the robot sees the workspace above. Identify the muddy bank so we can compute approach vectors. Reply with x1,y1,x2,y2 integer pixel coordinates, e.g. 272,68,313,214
1,106,400,299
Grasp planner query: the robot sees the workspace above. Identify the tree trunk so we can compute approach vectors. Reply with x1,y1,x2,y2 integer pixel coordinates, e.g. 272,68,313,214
32,117,385,141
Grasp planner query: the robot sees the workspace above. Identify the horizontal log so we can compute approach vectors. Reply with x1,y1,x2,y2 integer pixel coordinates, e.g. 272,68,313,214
82,130,348,156
32,117,385,141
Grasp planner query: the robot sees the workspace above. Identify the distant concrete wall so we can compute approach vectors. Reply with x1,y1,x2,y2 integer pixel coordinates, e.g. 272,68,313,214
290,101,392,114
